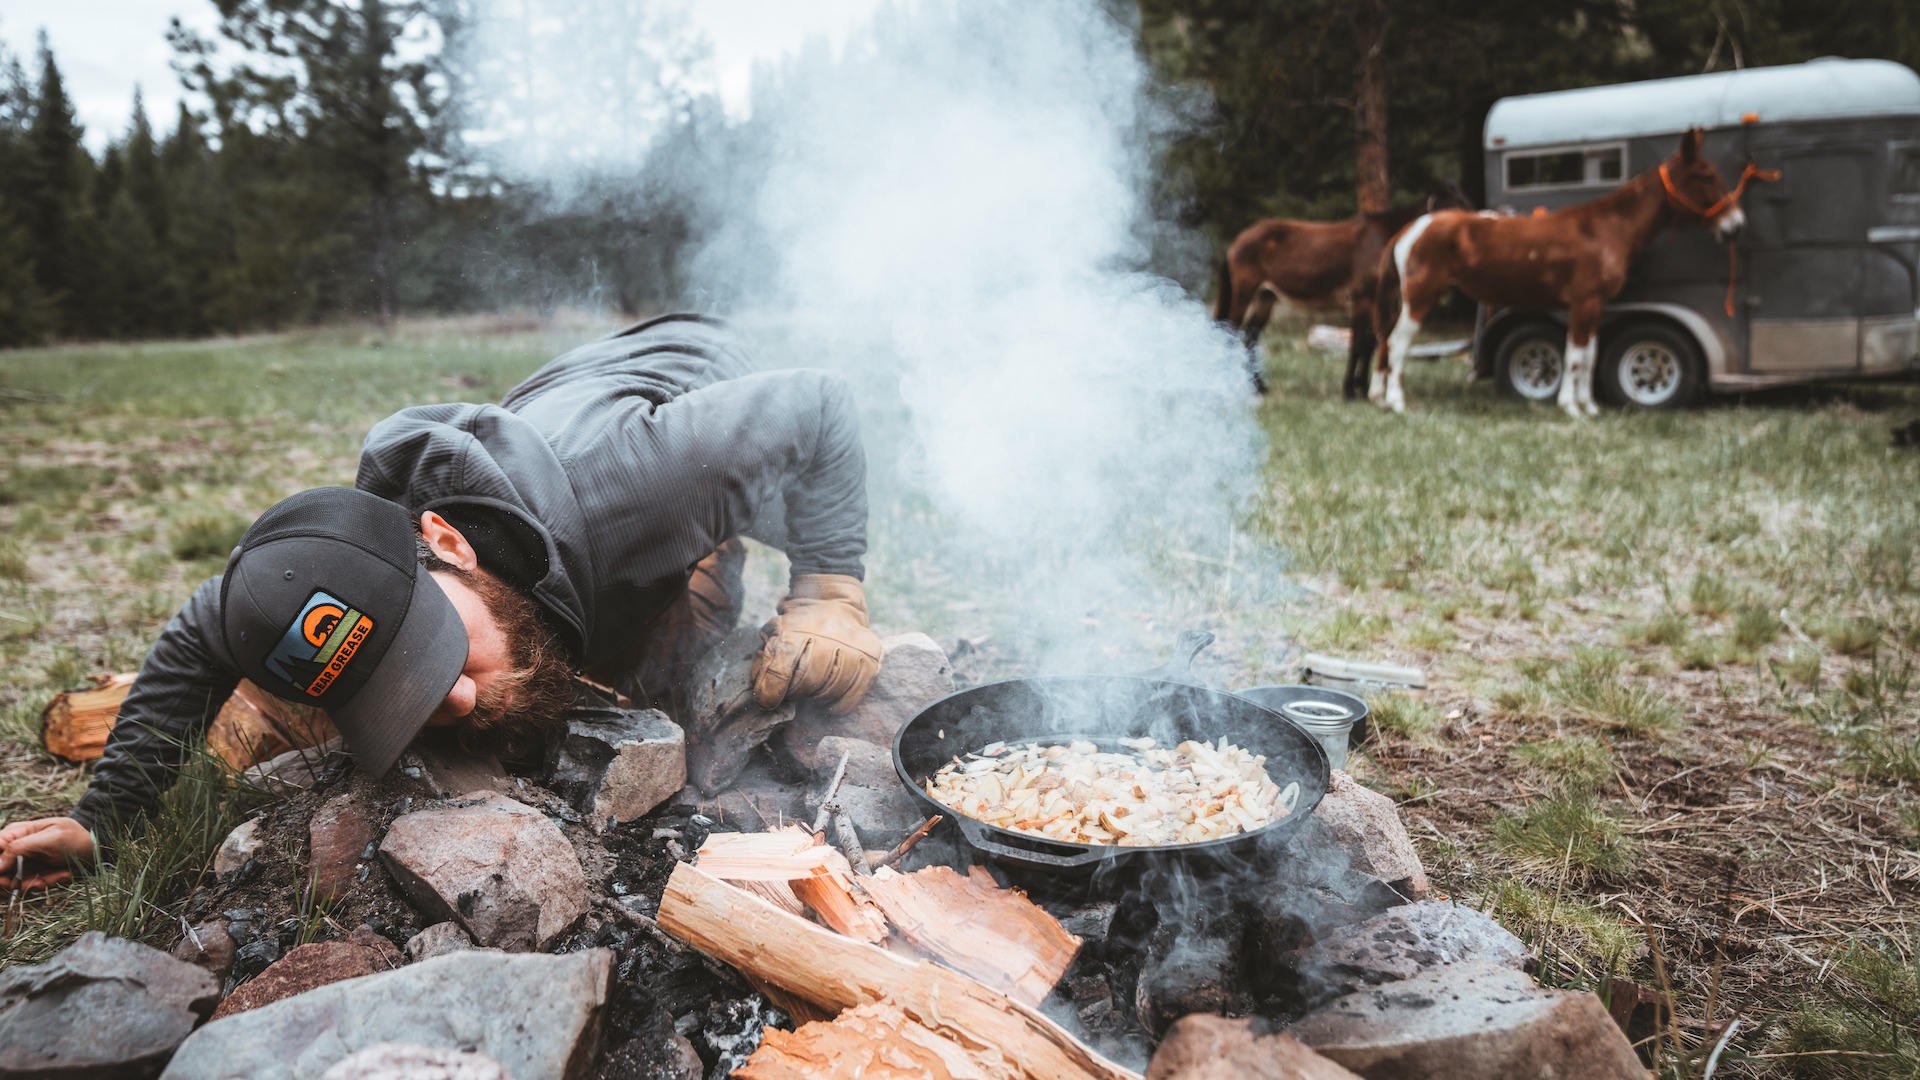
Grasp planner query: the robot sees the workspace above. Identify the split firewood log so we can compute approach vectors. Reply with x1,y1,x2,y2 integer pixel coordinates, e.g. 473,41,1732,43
861,864,1080,1007
737,1002,1015,1080
40,674,337,772
657,862,1140,1080
696,827,889,944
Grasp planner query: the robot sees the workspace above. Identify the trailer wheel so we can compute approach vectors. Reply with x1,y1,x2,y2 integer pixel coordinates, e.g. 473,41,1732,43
1599,322,1702,410
1494,323,1565,402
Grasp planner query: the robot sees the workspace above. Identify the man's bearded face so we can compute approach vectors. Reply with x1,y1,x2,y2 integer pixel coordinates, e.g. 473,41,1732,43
427,559,576,760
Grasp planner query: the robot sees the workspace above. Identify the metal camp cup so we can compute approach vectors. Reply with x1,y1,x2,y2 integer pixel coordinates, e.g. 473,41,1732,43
1236,685,1369,771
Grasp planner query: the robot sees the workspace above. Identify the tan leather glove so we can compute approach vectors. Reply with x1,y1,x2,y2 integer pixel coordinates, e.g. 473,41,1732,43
751,574,884,714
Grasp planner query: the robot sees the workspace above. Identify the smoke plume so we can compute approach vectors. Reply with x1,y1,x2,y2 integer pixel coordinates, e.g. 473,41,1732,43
466,0,1284,673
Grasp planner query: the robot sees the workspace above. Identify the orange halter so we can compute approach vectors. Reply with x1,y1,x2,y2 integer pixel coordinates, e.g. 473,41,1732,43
1658,161,1783,316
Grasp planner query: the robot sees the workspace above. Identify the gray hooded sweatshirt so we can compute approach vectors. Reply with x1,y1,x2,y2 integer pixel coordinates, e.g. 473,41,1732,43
73,314,866,834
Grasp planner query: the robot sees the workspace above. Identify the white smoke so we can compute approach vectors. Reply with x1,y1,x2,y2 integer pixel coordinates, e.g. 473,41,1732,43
467,0,1284,672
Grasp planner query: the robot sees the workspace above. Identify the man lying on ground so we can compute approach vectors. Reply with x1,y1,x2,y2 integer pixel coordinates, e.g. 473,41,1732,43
0,313,883,891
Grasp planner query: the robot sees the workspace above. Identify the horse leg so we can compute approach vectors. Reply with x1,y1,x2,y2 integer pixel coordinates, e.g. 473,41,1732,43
1563,303,1602,418
1241,285,1278,394
1345,304,1375,401
1378,301,1419,413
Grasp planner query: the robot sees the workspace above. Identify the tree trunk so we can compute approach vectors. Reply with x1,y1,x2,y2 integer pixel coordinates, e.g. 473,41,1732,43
1351,0,1390,215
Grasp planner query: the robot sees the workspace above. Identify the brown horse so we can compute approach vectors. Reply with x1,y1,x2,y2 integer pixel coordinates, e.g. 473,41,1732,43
1371,129,1770,416
1214,193,1466,398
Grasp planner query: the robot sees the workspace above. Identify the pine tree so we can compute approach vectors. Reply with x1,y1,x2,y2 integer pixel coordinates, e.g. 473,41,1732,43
22,32,108,338
175,0,449,325
0,37,49,345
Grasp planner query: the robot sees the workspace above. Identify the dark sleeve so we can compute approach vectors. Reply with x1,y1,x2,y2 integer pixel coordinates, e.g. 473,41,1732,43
630,368,868,579
70,576,240,840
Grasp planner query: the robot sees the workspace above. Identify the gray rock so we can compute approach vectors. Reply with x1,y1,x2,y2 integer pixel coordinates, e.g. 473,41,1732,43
243,738,347,795
212,819,263,879
1297,901,1527,1001
684,627,795,795
1306,771,1429,899
317,1043,509,1080
378,792,588,951
210,937,401,1021
809,736,923,838
172,919,237,984
1148,1015,1363,1080
307,794,377,904
779,633,954,771
403,922,478,963
545,707,687,829
160,949,612,1080
399,734,511,799
1287,961,1644,1080
0,931,219,1080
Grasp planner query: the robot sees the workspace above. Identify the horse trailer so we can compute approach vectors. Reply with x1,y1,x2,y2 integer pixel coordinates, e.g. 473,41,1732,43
1473,58,1920,408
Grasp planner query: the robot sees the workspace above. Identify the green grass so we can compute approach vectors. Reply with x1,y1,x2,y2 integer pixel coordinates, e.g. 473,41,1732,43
169,512,251,562
1491,794,1636,878
1366,691,1444,740
1765,938,1920,1078
1476,877,1646,988
0,752,261,968
0,540,27,582
1511,735,1616,795
1544,649,1684,734
1689,572,1739,619
1733,603,1784,651
1630,609,1692,648
1823,618,1883,658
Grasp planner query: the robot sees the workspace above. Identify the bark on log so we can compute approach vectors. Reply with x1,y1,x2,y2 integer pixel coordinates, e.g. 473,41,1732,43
40,674,336,769
657,862,1139,1080
862,865,1079,1007
737,1002,1014,1080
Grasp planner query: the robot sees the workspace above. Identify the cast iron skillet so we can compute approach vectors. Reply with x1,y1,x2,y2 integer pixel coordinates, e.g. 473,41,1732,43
892,633,1331,871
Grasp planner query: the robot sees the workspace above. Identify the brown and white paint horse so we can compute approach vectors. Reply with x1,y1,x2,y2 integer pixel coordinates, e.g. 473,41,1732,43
1214,193,1467,398
1371,129,1762,416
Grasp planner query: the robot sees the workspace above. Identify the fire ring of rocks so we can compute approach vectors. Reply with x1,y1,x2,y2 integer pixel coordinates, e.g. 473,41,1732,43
1,632,1647,1080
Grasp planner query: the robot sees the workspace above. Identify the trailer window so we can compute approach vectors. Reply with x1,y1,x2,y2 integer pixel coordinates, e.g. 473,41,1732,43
1505,144,1625,191
1896,146,1920,197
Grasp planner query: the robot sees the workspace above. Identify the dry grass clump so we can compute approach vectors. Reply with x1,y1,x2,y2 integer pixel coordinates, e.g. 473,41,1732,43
169,511,250,562
1491,794,1635,878
1474,877,1645,987
1821,618,1883,658
1629,609,1692,649
1511,735,1615,795
1365,691,1443,740
1765,937,1920,1079
1689,572,1739,619
1545,649,1683,734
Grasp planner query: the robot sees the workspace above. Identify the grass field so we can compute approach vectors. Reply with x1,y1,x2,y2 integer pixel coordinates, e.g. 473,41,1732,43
1,315,1916,1076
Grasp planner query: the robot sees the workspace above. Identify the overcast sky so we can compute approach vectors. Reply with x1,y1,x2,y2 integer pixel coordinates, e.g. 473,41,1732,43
0,0,894,151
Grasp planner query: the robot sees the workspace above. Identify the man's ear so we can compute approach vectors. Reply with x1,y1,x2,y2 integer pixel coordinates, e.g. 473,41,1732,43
419,511,478,572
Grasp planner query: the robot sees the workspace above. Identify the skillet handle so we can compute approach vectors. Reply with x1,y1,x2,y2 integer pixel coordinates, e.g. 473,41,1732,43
954,815,1113,870
1135,630,1216,684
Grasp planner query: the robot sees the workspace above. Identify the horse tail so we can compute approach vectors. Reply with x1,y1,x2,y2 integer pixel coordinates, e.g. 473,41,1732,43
1212,256,1234,324
1373,242,1402,355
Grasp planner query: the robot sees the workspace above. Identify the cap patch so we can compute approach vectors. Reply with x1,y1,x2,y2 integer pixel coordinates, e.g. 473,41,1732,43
265,589,376,697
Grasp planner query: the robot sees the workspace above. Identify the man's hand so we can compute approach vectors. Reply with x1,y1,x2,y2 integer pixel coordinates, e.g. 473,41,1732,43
0,817,95,893
751,574,884,715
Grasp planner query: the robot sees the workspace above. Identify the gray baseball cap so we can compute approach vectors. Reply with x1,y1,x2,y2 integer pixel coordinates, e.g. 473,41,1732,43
219,487,469,776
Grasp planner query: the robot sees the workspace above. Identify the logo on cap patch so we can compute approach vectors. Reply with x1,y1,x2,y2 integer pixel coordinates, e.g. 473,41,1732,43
265,590,375,698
